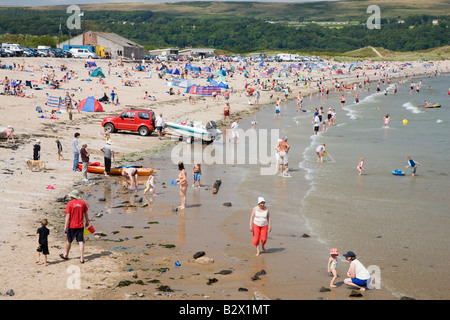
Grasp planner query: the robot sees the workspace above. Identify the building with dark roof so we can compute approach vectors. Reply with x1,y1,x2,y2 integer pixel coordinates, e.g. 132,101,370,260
59,30,145,59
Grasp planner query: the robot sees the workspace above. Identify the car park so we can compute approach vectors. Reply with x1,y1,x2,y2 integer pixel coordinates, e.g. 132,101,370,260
101,108,156,136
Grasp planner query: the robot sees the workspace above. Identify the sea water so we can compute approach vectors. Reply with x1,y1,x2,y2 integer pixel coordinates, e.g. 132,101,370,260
236,74,449,299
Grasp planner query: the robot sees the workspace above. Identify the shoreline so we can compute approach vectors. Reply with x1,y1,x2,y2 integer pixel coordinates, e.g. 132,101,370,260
0,56,446,300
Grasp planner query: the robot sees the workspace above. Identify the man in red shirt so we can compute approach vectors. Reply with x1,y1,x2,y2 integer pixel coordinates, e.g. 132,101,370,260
60,189,89,263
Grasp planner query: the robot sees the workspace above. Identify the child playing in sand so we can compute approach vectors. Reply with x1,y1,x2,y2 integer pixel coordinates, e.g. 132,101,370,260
36,219,50,266
357,157,365,175
5,125,14,143
328,248,339,288
143,169,156,196
56,139,63,160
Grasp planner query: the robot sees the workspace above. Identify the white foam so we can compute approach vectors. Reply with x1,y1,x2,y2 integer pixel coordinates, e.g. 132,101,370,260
436,119,443,123
344,91,379,120
402,102,422,114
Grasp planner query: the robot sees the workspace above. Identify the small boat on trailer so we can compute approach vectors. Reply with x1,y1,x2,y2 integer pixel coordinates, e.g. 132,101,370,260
163,119,222,144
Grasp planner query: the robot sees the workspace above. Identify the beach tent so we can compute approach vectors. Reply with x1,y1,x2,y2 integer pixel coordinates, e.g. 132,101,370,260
210,80,229,89
45,93,61,108
90,67,105,78
185,63,201,72
87,61,97,68
217,82,229,89
78,96,104,112
178,79,195,88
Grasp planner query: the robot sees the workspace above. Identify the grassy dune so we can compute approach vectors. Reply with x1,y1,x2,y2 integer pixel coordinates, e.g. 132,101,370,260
327,45,450,61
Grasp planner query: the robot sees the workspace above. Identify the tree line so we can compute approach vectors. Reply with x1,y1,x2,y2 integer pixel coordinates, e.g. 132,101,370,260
0,8,448,53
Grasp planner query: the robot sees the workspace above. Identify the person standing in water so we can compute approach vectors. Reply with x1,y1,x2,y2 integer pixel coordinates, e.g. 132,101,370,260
192,163,202,187
275,97,281,117
313,114,320,135
383,114,390,127
277,137,290,176
316,144,326,162
340,94,346,107
357,157,365,175
406,156,421,176
176,161,188,210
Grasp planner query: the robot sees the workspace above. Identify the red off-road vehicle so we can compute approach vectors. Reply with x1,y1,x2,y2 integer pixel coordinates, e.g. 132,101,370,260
101,108,156,136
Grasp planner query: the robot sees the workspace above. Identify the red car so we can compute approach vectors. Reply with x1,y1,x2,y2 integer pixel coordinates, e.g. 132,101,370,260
101,108,156,136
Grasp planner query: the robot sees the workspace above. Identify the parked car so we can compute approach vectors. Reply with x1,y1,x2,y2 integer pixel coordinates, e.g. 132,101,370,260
21,47,38,57
61,49,73,58
2,46,16,57
2,44,23,57
144,54,156,60
0,49,6,57
37,48,50,57
69,48,98,59
49,48,72,58
101,108,156,136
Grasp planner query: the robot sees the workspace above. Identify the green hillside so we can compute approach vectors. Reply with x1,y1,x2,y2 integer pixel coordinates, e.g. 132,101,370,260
27,1,450,22
0,1,448,55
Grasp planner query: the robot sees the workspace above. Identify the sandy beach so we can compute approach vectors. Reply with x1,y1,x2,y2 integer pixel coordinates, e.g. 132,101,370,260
0,55,446,301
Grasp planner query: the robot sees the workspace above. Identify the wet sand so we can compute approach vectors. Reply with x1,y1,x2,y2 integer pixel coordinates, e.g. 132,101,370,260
75,110,396,301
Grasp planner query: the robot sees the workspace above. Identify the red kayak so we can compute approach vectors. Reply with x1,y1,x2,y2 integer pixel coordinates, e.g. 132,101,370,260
78,162,154,176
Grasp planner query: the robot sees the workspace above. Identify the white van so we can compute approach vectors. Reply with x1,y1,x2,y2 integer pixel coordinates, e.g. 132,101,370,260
69,48,98,59
2,43,23,56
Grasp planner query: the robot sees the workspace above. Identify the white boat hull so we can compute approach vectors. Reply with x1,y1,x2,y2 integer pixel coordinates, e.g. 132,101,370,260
164,121,222,142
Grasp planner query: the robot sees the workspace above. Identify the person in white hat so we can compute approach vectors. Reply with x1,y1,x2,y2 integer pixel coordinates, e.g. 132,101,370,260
100,140,115,176
249,197,271,256
33,139,41,160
